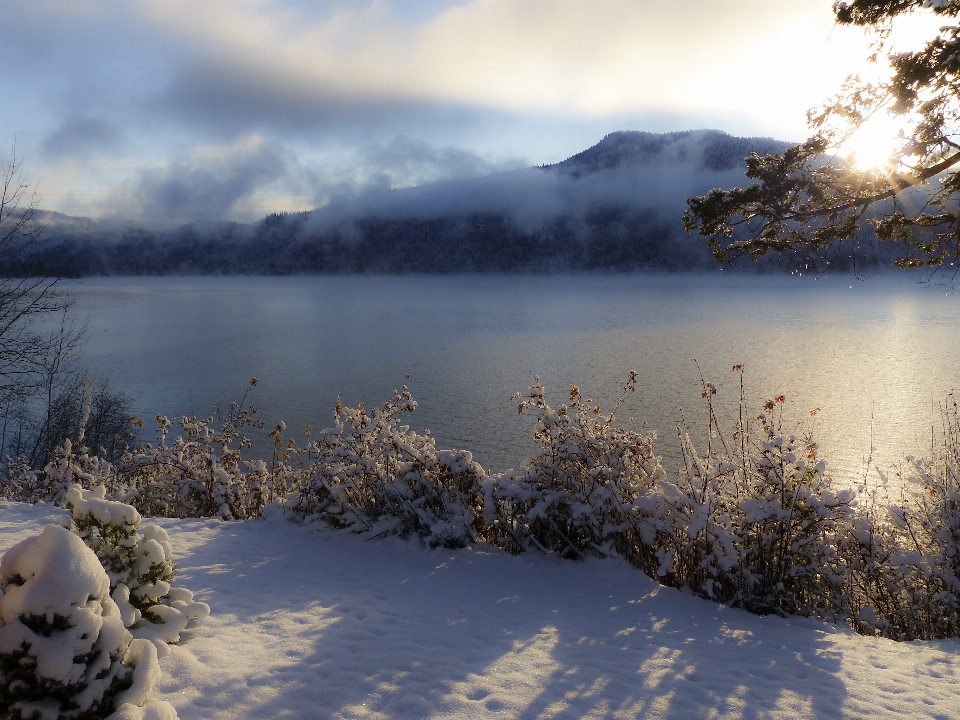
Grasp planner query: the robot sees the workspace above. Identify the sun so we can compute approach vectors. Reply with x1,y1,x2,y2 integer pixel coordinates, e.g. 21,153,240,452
840,112,907,173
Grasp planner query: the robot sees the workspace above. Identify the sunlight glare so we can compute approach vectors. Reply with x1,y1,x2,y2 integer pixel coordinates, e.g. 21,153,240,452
836,8,946,173
841,112,907,172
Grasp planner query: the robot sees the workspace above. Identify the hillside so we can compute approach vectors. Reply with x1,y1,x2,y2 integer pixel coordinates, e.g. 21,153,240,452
546,129,790,176
7,130,900,276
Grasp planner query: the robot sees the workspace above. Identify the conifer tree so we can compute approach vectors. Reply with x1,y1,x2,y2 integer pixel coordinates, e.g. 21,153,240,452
684,1,959,270
0,525,165,719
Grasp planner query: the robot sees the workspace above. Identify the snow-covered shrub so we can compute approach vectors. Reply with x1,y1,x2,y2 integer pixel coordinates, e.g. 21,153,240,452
634,419,740,597
0,525,174,720
839,469,959,640
843,393,960,639
61,484,209,647
2,380,297,520
485,374,666,561
117,382,276,519
837,475,907,636
295,386,486,547
0,436,119,506
729,404,853,615
634,370,855,617
1,375,135,479
0,457,42,503
42,438,119,505
2,379,125,506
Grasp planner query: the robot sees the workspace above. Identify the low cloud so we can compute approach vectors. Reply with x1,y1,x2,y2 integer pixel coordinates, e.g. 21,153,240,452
305,129,779,234
4,1,866,224
359,136,521,187
107,136,287,223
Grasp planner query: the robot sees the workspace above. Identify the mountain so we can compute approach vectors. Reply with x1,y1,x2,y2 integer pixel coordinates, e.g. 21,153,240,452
546,129,789,177
5,130,897,276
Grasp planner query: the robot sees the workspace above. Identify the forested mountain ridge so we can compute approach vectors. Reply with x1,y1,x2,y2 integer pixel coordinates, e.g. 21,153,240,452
8,130,901,275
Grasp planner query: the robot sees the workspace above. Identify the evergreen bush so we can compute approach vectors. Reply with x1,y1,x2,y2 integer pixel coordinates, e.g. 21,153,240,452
61,484,209,647
0,525,172,719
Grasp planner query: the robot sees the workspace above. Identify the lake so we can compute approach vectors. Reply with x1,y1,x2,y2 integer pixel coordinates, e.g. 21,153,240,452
65,273,960,487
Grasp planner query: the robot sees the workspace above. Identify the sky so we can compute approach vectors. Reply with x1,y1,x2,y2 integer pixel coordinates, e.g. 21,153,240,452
0,0,932,224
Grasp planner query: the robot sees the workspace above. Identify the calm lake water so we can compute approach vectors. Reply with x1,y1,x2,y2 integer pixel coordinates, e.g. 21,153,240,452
64,273,959,486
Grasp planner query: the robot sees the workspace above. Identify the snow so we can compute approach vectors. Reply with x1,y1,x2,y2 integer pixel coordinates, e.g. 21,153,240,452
0,524,127,694
65,483,142,529
2,500,958,719
0,524,110,635
0,520,172,719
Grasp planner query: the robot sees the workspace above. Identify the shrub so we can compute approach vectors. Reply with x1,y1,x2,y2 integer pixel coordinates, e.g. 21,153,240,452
31,379,135,471
41,438,119,505
2,376,135,476
843,393,960,639
728,407,853,616
0,525,172,719
6,381,123,504
485,373,666,561
295,386,486,547
633,369,855,617
2,372,957,640
117,393,267,520
1,380,292,519
0,457,41,502
61,484,209,648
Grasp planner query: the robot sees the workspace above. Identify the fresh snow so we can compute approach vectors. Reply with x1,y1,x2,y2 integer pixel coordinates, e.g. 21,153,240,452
0,522,171,719
2,501,957,720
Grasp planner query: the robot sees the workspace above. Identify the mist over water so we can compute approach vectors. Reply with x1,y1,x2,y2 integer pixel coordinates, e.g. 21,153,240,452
68,273,959,486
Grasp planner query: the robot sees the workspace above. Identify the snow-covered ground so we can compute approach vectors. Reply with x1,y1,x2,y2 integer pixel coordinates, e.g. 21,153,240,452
2,501,957,720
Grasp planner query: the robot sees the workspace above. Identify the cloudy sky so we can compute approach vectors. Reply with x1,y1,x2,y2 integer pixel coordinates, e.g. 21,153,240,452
0,0,913,223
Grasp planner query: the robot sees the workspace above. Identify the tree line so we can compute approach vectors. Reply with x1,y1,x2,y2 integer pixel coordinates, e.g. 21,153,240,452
4,206,912,277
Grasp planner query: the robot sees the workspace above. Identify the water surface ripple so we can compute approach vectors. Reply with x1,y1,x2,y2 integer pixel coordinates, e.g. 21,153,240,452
67,273,960,486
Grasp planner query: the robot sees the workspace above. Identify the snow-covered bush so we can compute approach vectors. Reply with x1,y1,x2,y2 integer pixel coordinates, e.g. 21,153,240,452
729,406,853,615
42,438,119,505
2,369,956,640
3,379,125,507
837,476,907,636
111,381,289,520
0,525,175,720
295,386,486,547
485,374,666,561
0,436,118,506
0,457,42,503
1,380,292,520
843,393,960,639
632,370,855,617
61,484,209,647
